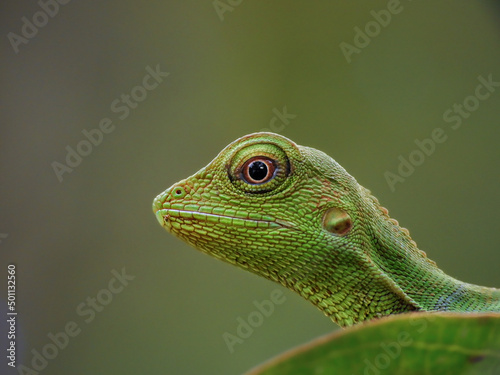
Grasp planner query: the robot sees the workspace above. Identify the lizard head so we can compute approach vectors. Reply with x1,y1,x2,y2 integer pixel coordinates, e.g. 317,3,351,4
153,132,419,326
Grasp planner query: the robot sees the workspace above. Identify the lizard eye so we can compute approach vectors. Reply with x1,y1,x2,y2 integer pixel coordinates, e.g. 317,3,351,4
242,157,276,185
228,142,291,195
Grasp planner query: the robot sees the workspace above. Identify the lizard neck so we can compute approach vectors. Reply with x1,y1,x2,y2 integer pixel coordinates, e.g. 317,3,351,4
361,187,500,313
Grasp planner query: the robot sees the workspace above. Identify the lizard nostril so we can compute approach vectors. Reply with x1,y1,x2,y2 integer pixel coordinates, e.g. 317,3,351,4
172,186,187,199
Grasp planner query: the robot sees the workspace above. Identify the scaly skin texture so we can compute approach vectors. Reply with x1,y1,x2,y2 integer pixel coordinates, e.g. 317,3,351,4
152,132,500,327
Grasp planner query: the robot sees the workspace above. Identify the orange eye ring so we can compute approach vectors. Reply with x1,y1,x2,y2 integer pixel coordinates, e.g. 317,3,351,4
241,157,276,185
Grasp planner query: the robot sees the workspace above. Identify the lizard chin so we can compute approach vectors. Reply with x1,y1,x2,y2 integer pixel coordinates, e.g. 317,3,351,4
154,209,169,228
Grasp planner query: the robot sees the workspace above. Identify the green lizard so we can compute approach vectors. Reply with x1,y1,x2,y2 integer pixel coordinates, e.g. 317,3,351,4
152,132,500,327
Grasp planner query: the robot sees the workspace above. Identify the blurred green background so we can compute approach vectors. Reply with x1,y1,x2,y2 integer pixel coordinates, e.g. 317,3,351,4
1,1,499,374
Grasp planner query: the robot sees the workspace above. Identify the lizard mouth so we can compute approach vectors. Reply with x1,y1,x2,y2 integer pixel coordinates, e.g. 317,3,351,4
153,194,294,230
155,208,284,229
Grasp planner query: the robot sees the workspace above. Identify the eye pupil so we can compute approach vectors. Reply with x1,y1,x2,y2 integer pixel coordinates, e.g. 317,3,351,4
248,161,268,181
241,157,276,185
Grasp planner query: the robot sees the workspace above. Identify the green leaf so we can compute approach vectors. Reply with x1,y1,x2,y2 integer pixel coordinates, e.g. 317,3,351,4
245,312,500,375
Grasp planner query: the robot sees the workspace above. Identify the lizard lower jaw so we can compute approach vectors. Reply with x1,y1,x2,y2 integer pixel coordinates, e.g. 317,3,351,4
155,209,168,227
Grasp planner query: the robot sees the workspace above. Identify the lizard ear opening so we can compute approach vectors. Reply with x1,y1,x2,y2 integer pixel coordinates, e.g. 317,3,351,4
322,207,352,236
